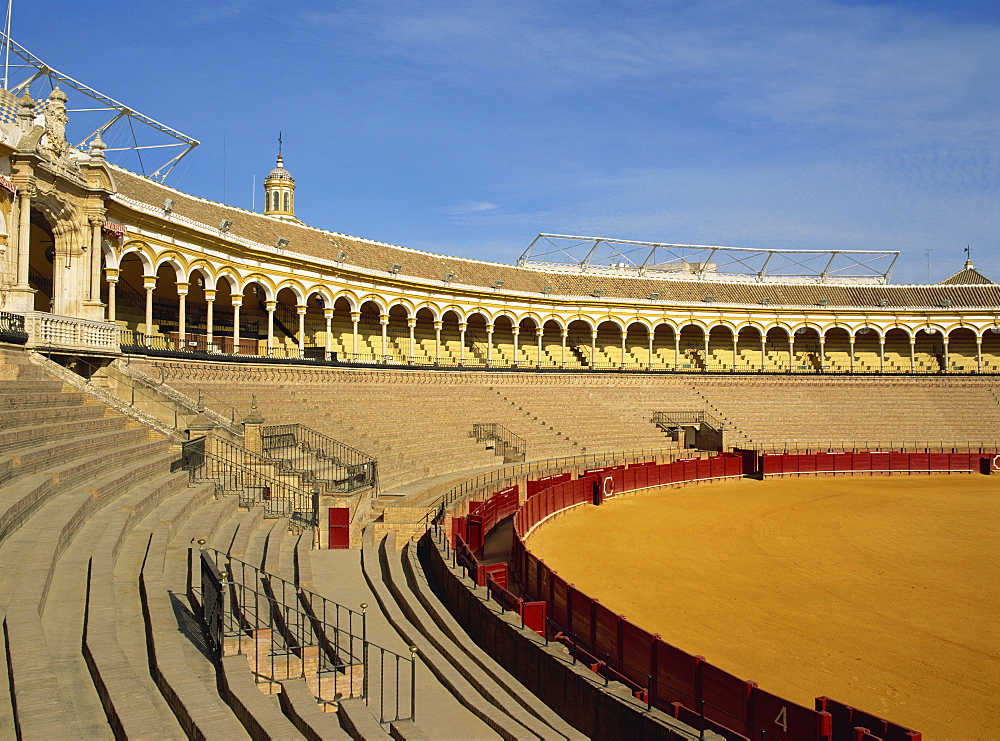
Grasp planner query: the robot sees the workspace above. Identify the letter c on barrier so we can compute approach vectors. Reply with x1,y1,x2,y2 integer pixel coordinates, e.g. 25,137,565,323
603,475,615,499
993,454,1000,471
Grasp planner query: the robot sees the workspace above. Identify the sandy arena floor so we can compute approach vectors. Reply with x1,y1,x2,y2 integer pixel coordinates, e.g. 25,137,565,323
525,475,999,740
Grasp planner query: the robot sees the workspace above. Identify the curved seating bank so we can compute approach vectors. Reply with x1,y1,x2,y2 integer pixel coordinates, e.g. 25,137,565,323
425,452,989,740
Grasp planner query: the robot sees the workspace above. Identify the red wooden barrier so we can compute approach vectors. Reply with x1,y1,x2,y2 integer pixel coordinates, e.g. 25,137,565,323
484,562,508,590
521,601,546,635
815,697,920,741
752,689,832,741
699,661,753,735
527,472,571,496
582,464,625,477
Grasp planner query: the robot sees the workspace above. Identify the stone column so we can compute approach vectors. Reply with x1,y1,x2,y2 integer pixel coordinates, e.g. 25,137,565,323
512,327,520,366
232,298,241,354
143,275,156,337
459,322,467,365
561,328,568,368
789,335,795,371
265,300,276,354
350,311,360,358
590,329,596,368
105,271,118,324
205,289,216,348
942,338,949,373
536,327,543,368
732,334,739,371
760,335,767,371
909,336,916,373
88,216,102,302
620,329,627,368
296,304,307,355
407,318,416,363
177,282,188,350
704,334,711,371
324,308,333,359
648,331,654,370
849,336,855,373
434,320,442,365
878,337,885,373
976,336,982,374
380,315,389,360
818,336,825,372
486,325,494,366
674,334,681,370
15,185,31,289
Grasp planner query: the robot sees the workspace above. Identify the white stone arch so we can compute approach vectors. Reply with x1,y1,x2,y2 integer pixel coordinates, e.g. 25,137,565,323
240,274,276,302
490,309,519,327
331,290,360,312
274,280,306,306
564,315,596,332
117,240,155,274
622,317,653,334
213,269,241,295
357,294,389,315
594,316,625,333
706,319,739,335
464,309,491,325
676,319,709,334
303,284,335,306
186,260,216,286
733,320,766,336
847,323,884,340
153,253,186,282
650,319,680,334
883,323,916,340
385,297,416,317
540,314,566,331
516,312,544,330
413,301,442,321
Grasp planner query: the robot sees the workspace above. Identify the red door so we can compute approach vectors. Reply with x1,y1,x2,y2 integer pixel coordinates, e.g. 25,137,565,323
328,507,350,549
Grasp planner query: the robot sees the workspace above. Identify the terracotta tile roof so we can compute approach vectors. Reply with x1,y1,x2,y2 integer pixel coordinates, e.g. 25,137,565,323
109,166,1000,310
939,265,996,286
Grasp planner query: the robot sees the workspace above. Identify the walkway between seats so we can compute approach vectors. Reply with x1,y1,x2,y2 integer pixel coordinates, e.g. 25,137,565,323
310,548,501,740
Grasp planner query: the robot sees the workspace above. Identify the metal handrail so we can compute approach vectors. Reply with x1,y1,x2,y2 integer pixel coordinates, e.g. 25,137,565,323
180,440,317,529
652,410,727,431
260,423,378,494
472,423,527,462
741,440,1000,454
198,548,415,722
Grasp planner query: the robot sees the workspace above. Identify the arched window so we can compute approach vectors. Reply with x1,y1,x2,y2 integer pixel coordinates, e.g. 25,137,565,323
283,192,289,212
272,191,279,211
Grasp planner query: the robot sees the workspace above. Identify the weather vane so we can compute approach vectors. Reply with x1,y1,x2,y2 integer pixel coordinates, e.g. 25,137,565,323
278,130,283,157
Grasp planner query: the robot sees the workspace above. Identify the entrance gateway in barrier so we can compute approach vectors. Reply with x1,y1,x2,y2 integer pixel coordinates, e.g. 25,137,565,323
439,452,954,741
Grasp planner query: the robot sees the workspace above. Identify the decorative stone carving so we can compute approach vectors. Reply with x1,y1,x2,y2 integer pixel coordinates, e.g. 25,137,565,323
39,87,69,160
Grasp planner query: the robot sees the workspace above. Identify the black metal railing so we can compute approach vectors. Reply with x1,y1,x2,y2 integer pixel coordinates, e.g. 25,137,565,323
260,423,377,494
0,311,28,345
471,423,526,462
180,438,317,529
652,410,727,431
198,548,415,723
28,265,52,298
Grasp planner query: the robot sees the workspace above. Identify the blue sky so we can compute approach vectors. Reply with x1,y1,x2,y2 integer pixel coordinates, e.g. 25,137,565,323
11,0,999,284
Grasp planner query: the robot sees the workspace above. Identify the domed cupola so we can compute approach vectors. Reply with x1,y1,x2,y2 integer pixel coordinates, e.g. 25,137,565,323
263,152,297,221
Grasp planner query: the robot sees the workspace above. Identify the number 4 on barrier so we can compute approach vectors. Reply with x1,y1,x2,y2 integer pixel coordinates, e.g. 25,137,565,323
775,706,788,733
